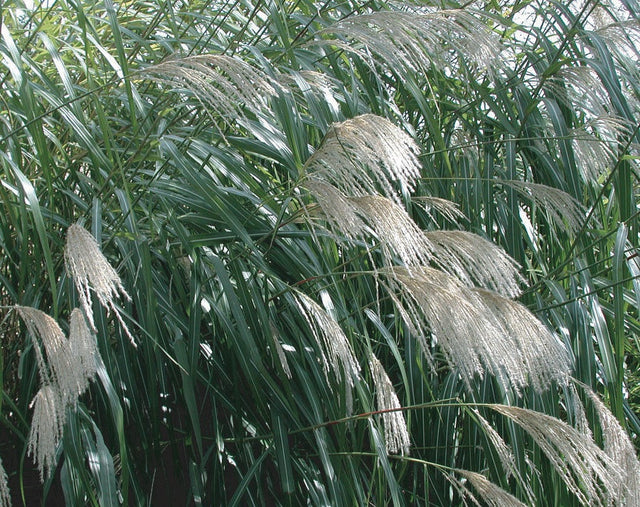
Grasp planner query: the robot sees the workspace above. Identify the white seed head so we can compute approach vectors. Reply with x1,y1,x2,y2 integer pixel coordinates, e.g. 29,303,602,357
15,306,81,404
472,409,536,504
305,183,434,270
350,196,434,268
473,289,572,392
304,178,367,241
28,384,64,482
584,387,640,506
426,230,524,297
15,306,62,386
382,267,571,393
369,354,410,455
69,308,99,391
16,306,98,409
293,291,360,412
413,196,467,225
491,404,624,507
317,10,504,77
306,114,421,204
0,456,10,507
502,180,587,235
64,224,135,346
545,66,612,118
570,116,631,181
454,469,528,507
140,54,276,128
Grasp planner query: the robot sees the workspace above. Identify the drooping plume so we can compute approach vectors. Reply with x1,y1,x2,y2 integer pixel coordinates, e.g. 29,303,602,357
305,114,421,204
64,224,134,346
139,54,276,129
293,291,360,413
316,9,504,77
382,267,571,393
426,230,524,298
491,404,623,507
15,306,75,400
501,180,587,235
452,469,528,507
0,456,10,507
305,182,434,269
68,308,99,391
583,387,640,506
472,409,535,504
369,354,410,455
28,385,64,481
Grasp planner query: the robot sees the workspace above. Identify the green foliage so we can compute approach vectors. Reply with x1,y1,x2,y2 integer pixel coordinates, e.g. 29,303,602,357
0,0,639,504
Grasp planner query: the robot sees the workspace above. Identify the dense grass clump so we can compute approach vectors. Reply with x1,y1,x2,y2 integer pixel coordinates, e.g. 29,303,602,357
0,0,639,504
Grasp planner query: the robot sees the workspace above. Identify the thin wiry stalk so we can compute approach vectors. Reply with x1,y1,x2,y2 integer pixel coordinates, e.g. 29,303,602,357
305,114,422,204
491,404,624,507
369,353,410,456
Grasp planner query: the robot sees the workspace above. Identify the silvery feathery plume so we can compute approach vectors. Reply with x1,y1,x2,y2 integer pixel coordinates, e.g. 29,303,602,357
413,196,467,225
68,308,99,390
350,196,434,268
501,180,587,235
382,267,571,393
593,20,640,73
583,386,640,506
139,54,276,129
64,224,134,347
14,306,81,405
570,117,631,181
315,9,503,78
304,178,367,242
305,114,421,204
567,382,593,440
426,230,524,298
472,289,571,392
545,66,613,118
293,291,360,413
490,404,623,507
28,384,64,481
452,469,528,507
472,409,536,504
369,354,410,455
0,456,10,507
304,181,434,269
